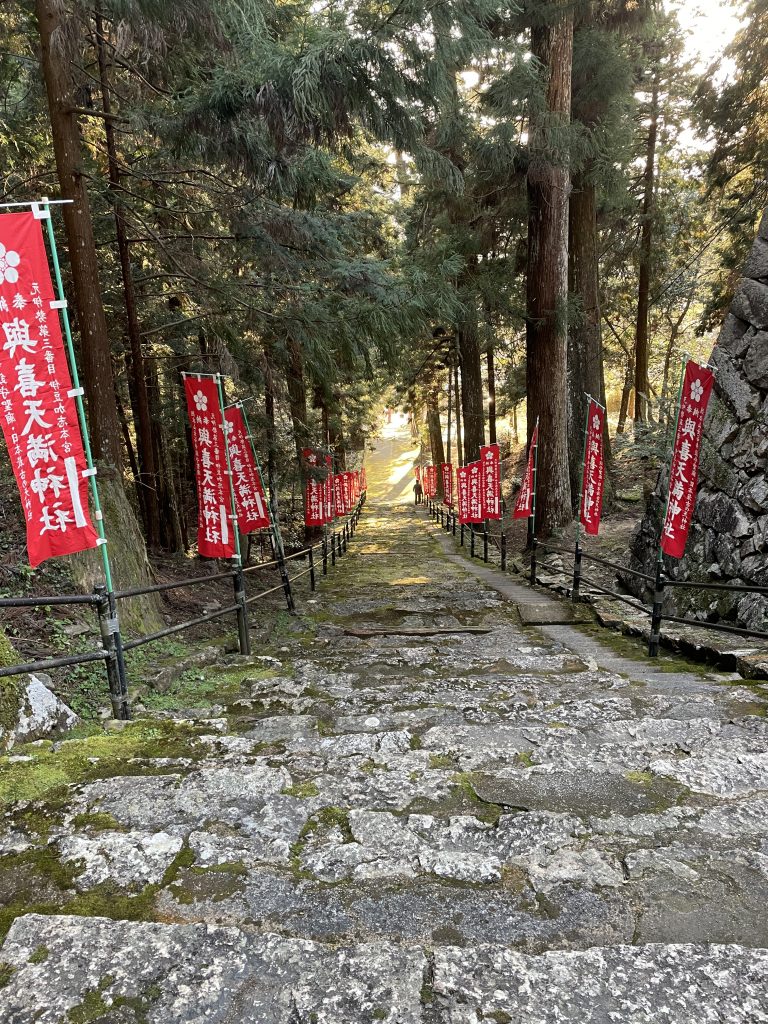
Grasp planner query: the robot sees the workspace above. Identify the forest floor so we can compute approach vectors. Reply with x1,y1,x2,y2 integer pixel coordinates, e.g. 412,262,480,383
1,421,768,1021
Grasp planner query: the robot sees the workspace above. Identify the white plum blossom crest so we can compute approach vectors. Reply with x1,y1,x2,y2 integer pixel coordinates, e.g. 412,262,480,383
690,378,704,402
0,242,21,285
193,390,208,411
592,415,601,430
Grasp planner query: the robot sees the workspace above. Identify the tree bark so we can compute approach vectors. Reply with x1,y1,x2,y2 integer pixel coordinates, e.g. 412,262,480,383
94,5,161,548
453,360,462,466
526,0,574,533
634,74,659,425
426,381,446,496
486,346,497,446
458,301,485,463
567,171,604,511
35,0,123,470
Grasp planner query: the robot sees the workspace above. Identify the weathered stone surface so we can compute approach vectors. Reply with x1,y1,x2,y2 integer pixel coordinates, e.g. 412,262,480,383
432,943,768,1022
1,673,78,750
744,328,768,387
0,915,424,1023
731,276,768,330
57,831,183,889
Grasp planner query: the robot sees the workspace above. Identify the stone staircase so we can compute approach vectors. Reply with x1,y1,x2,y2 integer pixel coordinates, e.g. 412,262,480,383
1,500,768,1021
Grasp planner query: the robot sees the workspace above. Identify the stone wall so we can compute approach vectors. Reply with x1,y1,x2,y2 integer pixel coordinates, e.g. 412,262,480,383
626,208,768,631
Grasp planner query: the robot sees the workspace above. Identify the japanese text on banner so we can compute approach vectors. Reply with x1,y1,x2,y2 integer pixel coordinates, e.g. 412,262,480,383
441,462,453,507
0,212,97,567
468,461,483,522
579,401,606,536
479,444,501,519
661,362,714,559
224,405,270,532
456,465,470,524
513,423,539,520
183,376,234,558
302,448,325,527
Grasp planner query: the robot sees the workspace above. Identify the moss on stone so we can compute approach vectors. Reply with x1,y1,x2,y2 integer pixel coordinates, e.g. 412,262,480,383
27,944,49,964
0,962,15,988
71,811,124,833
282,781,319,798
428,753,455,769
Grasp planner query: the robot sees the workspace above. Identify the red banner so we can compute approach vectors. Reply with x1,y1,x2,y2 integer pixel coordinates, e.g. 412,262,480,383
457,465,470,524
513,423,539,520
424,465,437,498
302,448,325,527
224,405,270,533
579,400,606,536
441,462,453,506
414,465,421,482
661,361,715,559
468,461,483,522
360,466,367,492
342,471,352,512
480,443,501,520
353,470,361,499
323,455,334,523
333,474,345,516
184,375,234,558
0,212,98,567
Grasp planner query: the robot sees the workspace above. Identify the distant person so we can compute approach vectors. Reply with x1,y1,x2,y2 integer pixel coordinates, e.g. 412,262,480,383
414,479,423,504
386,407,393,424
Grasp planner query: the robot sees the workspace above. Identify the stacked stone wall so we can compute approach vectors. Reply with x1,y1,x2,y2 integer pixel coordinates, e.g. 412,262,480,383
627,209,768,631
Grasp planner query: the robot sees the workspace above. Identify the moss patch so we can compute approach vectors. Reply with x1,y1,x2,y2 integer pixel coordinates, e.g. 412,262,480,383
282,781,319,798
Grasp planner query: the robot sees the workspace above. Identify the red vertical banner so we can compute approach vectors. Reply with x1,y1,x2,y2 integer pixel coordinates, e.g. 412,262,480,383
513,423,539,520
441,462,453,506
426,465,438,498
0,212,98,567
302,448,325,527
333,474,346,517
360,467,367,492
353,470,361,499
579,401,606,536
661,361,715,559
468,461,483,522
457,466,470,523
479,444,501,519
184,375,234,558
323,455,334,523
341,471,352,512
224,405,270,532
414,465,421,483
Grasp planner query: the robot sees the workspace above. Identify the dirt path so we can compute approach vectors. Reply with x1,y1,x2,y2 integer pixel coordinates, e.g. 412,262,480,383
1,421,767,1021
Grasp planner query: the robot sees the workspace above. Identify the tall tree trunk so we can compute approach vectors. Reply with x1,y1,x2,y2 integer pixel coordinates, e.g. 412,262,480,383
486,346,497,446
526,0,574,534
453,360,462,466
458,301,485,463
35,0,122,470
616,355,634,434
426,381,446,496
634,74,659,426
35,0,157,620
567,171,604,511
286,337,316,540
94,5,160,548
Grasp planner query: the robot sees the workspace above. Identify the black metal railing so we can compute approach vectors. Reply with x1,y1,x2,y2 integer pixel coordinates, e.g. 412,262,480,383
420,498,767,661
0,495,366,721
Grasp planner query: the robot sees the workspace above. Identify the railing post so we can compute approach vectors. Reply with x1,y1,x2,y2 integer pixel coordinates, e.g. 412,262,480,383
276,547,295,613
308,546,316,591
572,540,582,603
94,584,130,721
232,565,251,656
322,536,328,576
483,521,489,563
530,537,538,584
452,513,457,537
501,530,507,571
460,522,464,547
331,531,337,565
470,525,475,559
648,564,666,657
343,524,348,553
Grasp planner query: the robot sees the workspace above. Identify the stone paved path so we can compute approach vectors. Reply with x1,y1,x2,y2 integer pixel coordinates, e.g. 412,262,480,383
1,422,768,1022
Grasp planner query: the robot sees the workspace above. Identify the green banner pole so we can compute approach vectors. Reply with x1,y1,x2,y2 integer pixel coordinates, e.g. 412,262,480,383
40,200,114,591
215,375,242,567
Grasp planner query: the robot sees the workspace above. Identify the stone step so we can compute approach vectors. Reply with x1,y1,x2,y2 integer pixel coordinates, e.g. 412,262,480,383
0,914,766,1023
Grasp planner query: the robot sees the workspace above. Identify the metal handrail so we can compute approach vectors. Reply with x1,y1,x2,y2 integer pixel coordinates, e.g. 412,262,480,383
122,602,241,652
0,593,101,608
